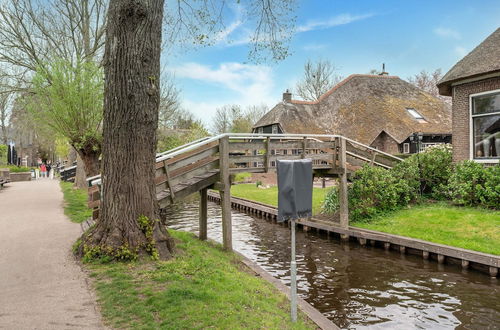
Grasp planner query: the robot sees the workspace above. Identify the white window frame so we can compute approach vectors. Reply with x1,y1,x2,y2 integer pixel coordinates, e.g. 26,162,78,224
403,143,410,154
257,127,263,134
272,124,278,134
469,89,500,164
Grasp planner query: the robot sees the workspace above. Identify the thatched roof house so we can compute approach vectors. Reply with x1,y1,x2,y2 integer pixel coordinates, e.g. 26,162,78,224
438,27,500,164
254,74,451,154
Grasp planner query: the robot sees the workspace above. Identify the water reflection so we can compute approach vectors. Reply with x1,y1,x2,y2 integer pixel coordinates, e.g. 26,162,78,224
164,200,499,329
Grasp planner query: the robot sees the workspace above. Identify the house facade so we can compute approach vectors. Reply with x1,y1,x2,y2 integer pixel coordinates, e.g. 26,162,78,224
437,28,500,164
254,74,452,155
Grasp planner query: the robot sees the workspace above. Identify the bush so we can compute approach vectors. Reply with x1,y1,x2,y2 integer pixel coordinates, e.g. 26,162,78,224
449,161,500,209
0,145,7,165
322,187,339,214
405,144,453,199
234,172,251,183
4,165,33,173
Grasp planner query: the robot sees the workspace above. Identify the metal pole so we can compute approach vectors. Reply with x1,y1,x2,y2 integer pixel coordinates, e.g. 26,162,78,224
290,219,297,322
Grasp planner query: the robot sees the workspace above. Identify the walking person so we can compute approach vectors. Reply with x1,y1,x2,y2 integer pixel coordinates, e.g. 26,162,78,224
46,163,52,179
40,163,47,178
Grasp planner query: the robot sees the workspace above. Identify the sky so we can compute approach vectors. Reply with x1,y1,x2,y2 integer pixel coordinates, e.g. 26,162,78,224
163,0,500,125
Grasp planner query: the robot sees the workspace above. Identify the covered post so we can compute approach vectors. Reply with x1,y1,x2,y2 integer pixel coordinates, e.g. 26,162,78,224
218,136,232,251
339,137,349,229
199,188,208,240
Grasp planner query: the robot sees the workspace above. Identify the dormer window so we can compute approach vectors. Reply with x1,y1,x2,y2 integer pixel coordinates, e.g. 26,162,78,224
407,108,427,123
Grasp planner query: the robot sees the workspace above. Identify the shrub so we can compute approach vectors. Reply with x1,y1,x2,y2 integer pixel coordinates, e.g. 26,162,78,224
449,161,500,209
255,180,262,187
234,172,251,183
322,187,339,214
0,145,7,165
405,144,453,199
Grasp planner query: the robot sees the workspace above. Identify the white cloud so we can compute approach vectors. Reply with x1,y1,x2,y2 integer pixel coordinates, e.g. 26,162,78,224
434,27,461,40
302,43,328,51
171,62,278,122
454,46,468,57
296,13,375,33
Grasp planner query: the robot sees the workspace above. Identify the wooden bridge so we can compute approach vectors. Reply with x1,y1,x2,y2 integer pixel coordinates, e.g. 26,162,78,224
87,133,402,251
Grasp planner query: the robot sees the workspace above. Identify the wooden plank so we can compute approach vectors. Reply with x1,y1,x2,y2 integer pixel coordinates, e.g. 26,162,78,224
155,156,219,185
155,141,218,169
229,141,265,151
345,141,395,167
158,172,219,208
332,138,338,171
229,155,265,163
168,159,219,188
339,137,349,229
164,161,175,203
219,136,232,251
199,188,208,240
167,145,219,172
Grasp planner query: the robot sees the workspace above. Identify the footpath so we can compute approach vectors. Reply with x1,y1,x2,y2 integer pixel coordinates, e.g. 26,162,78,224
0,180,105,329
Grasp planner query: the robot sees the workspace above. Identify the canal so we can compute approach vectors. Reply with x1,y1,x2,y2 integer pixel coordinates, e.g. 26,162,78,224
164,200,499,329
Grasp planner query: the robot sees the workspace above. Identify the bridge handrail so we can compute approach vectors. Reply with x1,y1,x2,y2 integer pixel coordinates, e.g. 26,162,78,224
88,132,403,186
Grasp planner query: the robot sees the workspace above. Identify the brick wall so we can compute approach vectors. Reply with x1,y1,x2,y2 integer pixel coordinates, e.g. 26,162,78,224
451,76,500,162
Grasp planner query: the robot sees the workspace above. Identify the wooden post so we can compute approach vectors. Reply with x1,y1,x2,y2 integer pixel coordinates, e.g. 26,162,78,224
265,137,271,172
219,136,232,251
301,137,307,159
339,137,349,229
163,161,175,203
199,188,208,240
331,138,338,171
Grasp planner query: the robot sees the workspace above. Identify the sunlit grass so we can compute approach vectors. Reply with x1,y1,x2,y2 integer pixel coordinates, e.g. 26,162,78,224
353,202,500,255
231,183,328,215
60,181,92,223
87,231,315,329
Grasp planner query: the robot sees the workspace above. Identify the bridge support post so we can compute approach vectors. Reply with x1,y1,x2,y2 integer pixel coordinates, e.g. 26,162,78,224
339,137,349,229
219,136,232,251
199,188,208,240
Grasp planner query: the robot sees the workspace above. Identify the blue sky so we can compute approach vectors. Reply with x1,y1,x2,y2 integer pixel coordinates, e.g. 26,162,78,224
164,0,500,124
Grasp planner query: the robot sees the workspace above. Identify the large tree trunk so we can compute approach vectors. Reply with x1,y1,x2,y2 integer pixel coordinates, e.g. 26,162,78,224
81,0,174,260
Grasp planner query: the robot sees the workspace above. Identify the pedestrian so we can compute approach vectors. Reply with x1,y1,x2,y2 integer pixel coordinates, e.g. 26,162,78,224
46,163,52,179
40,163,47,178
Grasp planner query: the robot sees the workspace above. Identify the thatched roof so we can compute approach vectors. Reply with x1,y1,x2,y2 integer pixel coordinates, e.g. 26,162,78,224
254,74,451,145
438,28,500,96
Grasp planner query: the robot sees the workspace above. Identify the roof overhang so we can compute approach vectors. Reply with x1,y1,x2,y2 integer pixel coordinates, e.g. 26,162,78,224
438,70,500,96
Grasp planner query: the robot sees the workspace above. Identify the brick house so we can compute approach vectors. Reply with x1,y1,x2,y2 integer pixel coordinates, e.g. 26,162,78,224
254,74,451,155
437,27,500,164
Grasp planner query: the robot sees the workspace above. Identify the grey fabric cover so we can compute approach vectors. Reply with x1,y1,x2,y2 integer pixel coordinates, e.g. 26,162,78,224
277,159,313,222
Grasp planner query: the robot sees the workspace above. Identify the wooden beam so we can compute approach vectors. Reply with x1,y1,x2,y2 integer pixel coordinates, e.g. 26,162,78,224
339,137,349,229
219,136,232,251
199,188,208,240
264,137,271,172
301,137,307,159
163,161,175,203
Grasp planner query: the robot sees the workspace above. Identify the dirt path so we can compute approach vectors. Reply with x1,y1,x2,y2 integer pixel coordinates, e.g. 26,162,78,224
0,180,105,329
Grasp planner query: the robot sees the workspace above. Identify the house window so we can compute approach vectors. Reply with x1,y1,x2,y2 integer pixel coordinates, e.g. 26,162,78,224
257,127,263,134
403,143,410,154
272,124,278,134
471,91,500,160
406,108,427,123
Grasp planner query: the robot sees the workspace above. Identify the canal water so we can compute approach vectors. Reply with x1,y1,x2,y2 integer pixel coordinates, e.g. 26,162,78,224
164,200,499,329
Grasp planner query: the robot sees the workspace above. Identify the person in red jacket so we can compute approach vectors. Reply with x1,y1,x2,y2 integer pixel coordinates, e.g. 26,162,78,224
40,163,47,178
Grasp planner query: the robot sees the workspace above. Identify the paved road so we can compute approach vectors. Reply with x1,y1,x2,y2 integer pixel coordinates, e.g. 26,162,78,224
0,180,105,329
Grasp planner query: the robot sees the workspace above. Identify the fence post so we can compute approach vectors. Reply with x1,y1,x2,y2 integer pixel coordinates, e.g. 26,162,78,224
199,188,208,240
219,136,232,251
339,137,349,229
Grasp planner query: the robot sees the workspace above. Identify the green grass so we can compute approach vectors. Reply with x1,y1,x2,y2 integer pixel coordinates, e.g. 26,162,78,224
1,164,35,173
60,181,92,223
87,230,316,329
231,183,328,215
233,172,252,183
352,202,500,255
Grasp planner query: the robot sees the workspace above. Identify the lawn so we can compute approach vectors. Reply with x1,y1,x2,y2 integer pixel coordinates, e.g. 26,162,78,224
352,202,500,255
231,183,329,215
60,181,92,223
87,230,315,329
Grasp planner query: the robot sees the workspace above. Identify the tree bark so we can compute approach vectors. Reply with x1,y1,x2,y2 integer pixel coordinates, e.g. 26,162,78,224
82,0,174,259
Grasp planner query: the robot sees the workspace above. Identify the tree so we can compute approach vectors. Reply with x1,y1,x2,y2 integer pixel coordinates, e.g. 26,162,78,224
0,88,12,144
29,59,103,178
295,59,342,101
81,0,295,261
408,69,451,104
211,104,268,134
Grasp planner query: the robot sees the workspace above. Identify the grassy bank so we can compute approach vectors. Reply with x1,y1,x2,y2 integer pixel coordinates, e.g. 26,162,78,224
60,181,92,223
352,202,500,255
87,230,315,329
231,183,328,215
